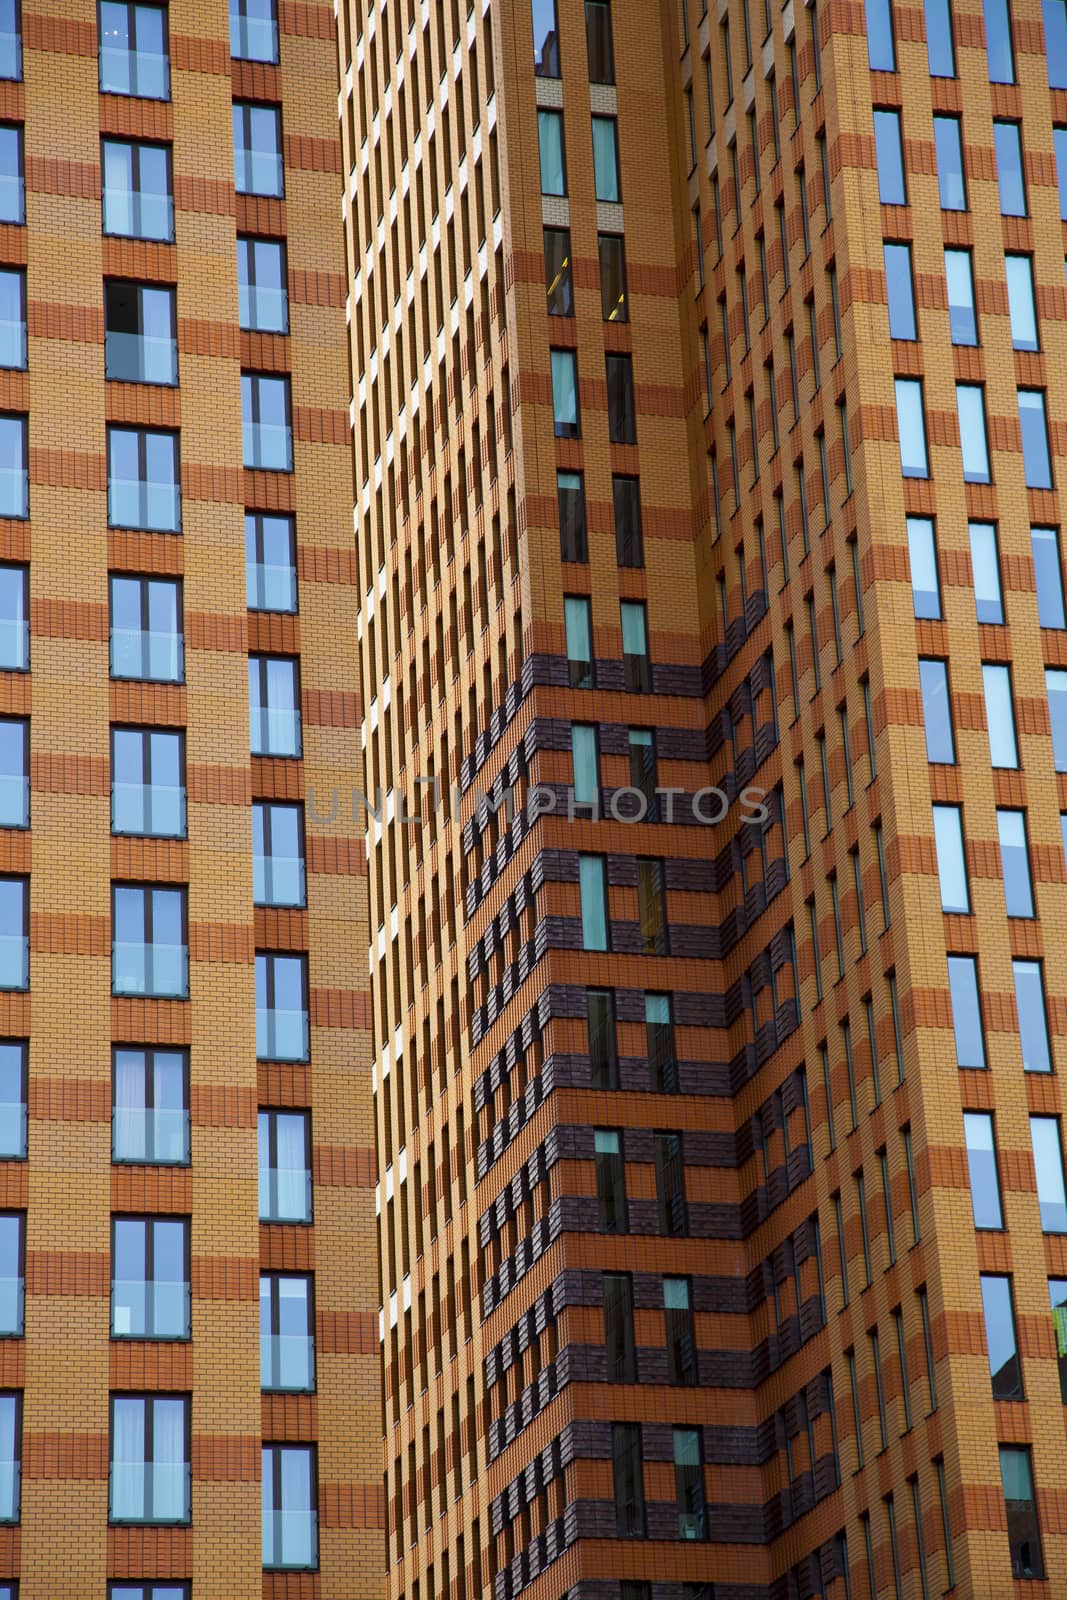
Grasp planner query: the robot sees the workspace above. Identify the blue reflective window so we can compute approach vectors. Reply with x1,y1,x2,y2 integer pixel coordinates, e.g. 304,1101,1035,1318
0,718,25,830
919,659,954,764
1056,128,1067,221
934,116,966,209
109,575,182,682
111,727,185,838
592,116,620,202
1018,390,1052,489
1049,669,1067,770
246,512,297,614
980,1275,1022,1399
894,378,928,478
111,1216,189,1339
551,349,579,438
109,1395,189,1524
865,0,896,67
262,1443,317,1570
253,801,305,908
0,415,25,518
957,385,990,483
532,0,560,75
982,0,1015,80
969,522,1003,624
579,855,609,950
932,804,969,913
249,655,301,757
964,1112,1003,1228
983,664,1018,768
256,959,309,1065
233,102,283,197
102,139,172,240
99,1,169,98
0,0,20,81
1005,256,1038,351
907,517,941,619
1014,960,1050,1071
0,1214,21,1336
107,427,180,531
998,811,1033,917
242,373,292,471
884,242,916,339
105,282,177,384
238,237,288,333
0,271,24,370
947,955,985,1068
1045,0,1067,86
0,1042,25,1158
1032,527,1065,628
112,1047,188,1166
112,885,187,999
565,595,593,688
571,724,599,806
994,121,1026,215
1031,1117,1067,1232
925,0,956,73
538,109,566,194
260,1273,315,1392
873,109,906,204
230,0,278,62
945,248,977,343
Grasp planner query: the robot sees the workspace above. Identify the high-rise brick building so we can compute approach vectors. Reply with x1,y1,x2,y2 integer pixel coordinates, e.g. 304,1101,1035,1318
0,0,382,1595
339,0,1067,1596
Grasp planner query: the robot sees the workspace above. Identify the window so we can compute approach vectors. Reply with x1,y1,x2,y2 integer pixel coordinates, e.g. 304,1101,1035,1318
111,1217,188,1340
933,116,965,209
665,1277,696,1383
606,353,636,444
969,522,1003,623
111,728,184,839
621,600,650,691
112,1047,188,1165
894,379,928,477
978,1275,1022,1399
586,0,614,81
100,2,168,97
1046,0,1067,85
571,724,599,806
249,655,301,757
603,1272,635,1381
932,805,968,913
1049,1278,1067,1402
109,575,182,683
0,127,18,227
646,993,675,1090
1018,390,1052,489
102,139,172,240
246,512,297,613
907,518,940,618
0,271,24,370
947,956,985,1068
588,989,618,1089
637,858,668,956
0,719,24,829
673,1428,706,1541
242,373,292,471
579,855,608,951
0,1043,24,1159
865,0,895,67
1015,959,1051,1072
1005,255,1038,351
654,1131,686,1235
538,110,566,194
956,385,990,482
612,1422,645,1537
944,249,976,344
258,1109,311,1221
0,0,19,81
1032,527,1064,627
0,880,25,991
884,242,916,339
256,953,309,1062
233,102,283,196
918,660,954,764
629,728,657,819
1049,669,1067,770
847,1349,863,1468
110,1587,189,1600
112,885,187,999
261,1274,314,1391
254,802,305,908
230,0,278,61
263,1444,318,1569
873,109,906,204
964,1112,1002,1228
544,226,572,316
599,233,627,322
0,565,23,674
557,471,587,564
550,349,579,437
0,1215,20,1335
105,282,176,385
592,116,621,201
1000,1447,1045,1580
1030,1115,1067,1231
107,427,179,531
0,1395,18,1522
595,1130,626,1231
109,1396,189,1523
994,121,1026,215
925,0,955,72
1058,127,1067,220
613,476,643,567
984,665,1018,768
532,0,560,75
983,0,1015,79
564,595,593,688
0,416,25,521
237,237,287,332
